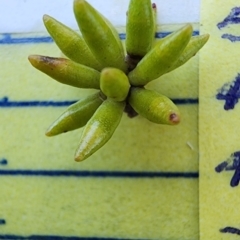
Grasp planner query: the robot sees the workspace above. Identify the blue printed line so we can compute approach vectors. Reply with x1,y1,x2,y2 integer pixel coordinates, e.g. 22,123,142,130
0,170,199,178
173,98,198,104
0,220,6,225
0,235,147,240
1,31,199,45
0,97,76,107
155,30,199,38
0,34,53,44
0,97,198,108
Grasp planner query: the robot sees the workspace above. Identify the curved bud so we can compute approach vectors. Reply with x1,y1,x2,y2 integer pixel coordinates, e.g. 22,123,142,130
168,34,210,72
28,55,100,89
129,87,180,125
46,92,104,136
73,0,127,72
128,24,193,86
100,68,130,101
43,14,102,71
126,0,155,58
75,99,125,161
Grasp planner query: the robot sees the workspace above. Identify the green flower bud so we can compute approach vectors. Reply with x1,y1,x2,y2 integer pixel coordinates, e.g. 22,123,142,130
129,87,180,125
75,99,125,161
168,34,210,72
28,55,100,89
73,0,127,72
46,92,104,136
128,24,193,86
100,68,130,101
43,14,102,71
126,0,155,57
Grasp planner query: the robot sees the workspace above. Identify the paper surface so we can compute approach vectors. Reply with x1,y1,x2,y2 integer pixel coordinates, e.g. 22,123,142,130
0,24,199,239
200,1,240,239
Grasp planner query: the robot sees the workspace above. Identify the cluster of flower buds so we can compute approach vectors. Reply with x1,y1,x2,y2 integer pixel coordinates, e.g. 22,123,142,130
28,0,209,162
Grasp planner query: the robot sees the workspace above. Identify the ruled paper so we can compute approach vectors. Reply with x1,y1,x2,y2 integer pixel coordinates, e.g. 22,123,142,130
0,13,200,240
0,28,199,240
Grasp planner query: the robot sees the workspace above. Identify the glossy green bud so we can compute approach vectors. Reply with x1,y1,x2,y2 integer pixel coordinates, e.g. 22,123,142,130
75,99,125,161
43,14,102,71
28,55,100,89
168,33,210,72
73,0,127,72
129,87,180,125
100,68,130,101
128,24,193,86
126,0,155,57
46,92,104,136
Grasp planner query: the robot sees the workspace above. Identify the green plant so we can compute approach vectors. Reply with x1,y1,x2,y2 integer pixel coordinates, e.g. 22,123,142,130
28,0,209,162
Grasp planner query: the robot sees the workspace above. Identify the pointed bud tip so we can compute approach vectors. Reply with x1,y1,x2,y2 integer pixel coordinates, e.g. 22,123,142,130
45,130,53,137
204,33,210,41
43,14,53,24
43,14,49,20
28,55,40,66
169,112,180,125
28,54,36,60
74,154,84,162
74,0,85,8
185,23,193,32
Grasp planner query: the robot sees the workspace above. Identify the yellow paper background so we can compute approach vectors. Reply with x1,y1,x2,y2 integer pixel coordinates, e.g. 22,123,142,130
0,25,199,239
200,1,240,239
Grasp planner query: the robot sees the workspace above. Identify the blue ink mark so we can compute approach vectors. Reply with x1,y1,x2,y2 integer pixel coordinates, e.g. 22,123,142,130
230,166,240,187
217,7,240,42
216,73,240,110
0,219,6,225
0,31,199,45
0,235,146,240
220,226,240,235
215,151,240,187
0,169,198,178
217,7,240,29
0,159,7,165
221,33,240,42
0,97,198,108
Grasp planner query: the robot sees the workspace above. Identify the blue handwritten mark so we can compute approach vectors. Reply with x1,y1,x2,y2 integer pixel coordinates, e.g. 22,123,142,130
217,7,240,42
216,73,240,110
221,33,240,42
217,7,240,29
215,151,240,187
220,226,240,235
